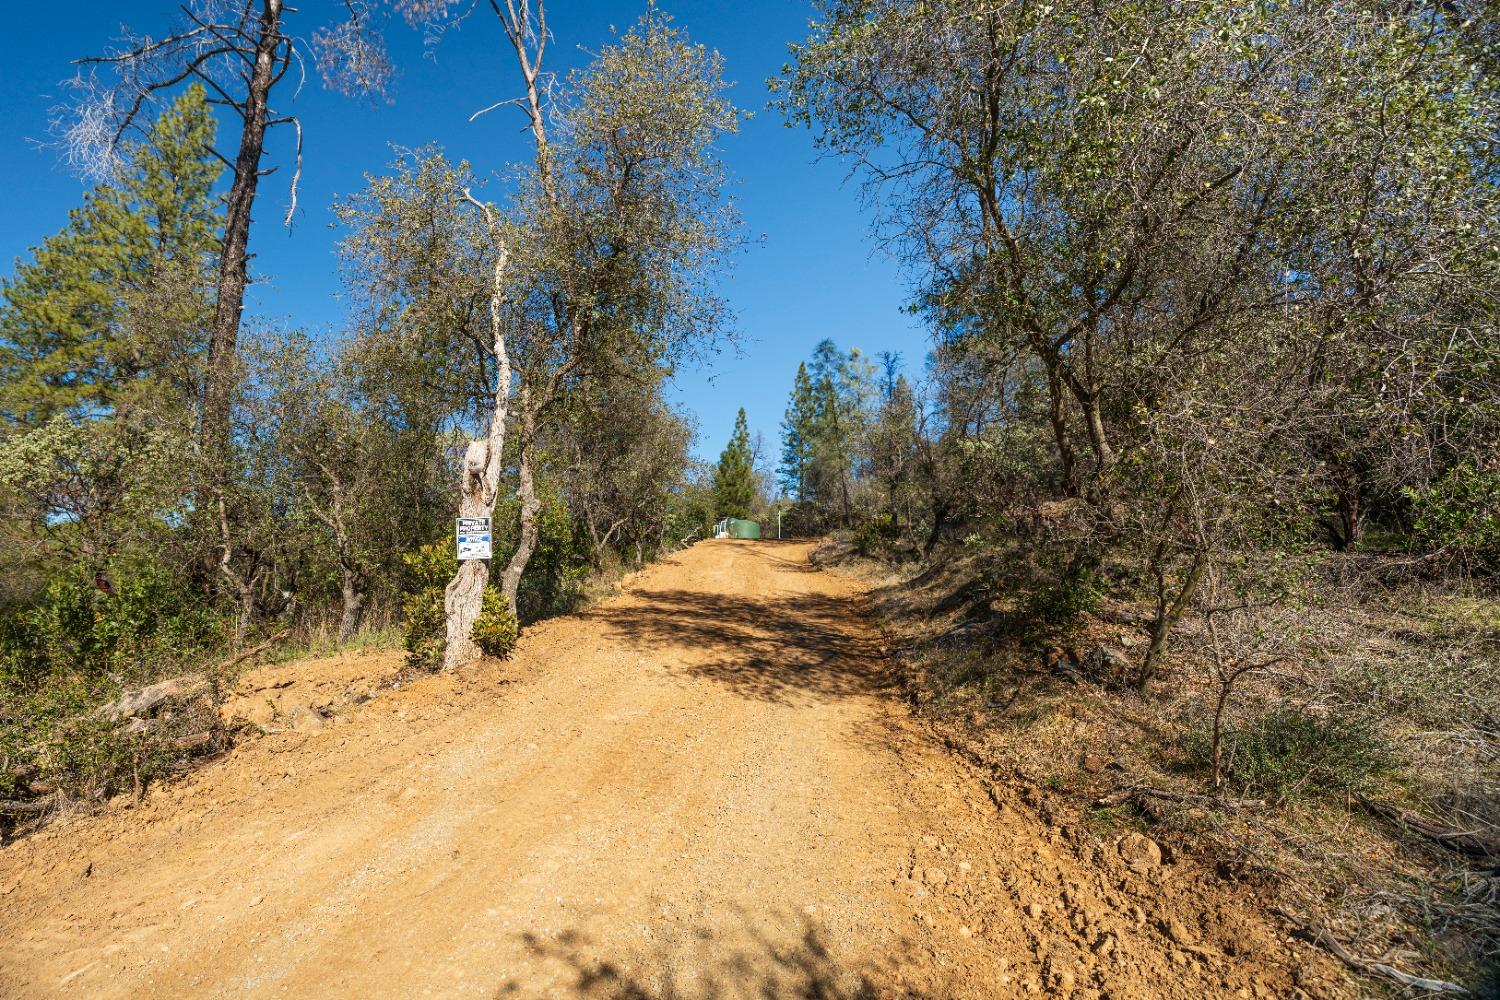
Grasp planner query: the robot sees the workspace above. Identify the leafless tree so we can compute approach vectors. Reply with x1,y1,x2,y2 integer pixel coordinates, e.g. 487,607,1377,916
60,1,394,465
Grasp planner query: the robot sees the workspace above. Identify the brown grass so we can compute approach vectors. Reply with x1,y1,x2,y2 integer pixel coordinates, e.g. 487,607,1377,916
820,537,1500,995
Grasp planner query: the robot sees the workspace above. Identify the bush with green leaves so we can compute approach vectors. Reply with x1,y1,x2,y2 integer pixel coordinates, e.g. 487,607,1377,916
1407,464,1500,572
854,513,900,556
471,587,519,658
400,537,455,670
1182,706,1396,801
0,562,225,694
1021,564,1102,637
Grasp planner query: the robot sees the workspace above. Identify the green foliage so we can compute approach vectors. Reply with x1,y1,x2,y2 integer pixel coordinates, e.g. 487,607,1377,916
0,667,225,807
471,587,519,659
1182,707,1397,801
0,410,191,568
0,85,220,428
854,513,899,556
1407,464,1500,571
712,407,758,519
779,362,817,501
400,538,454,670
0,563,225,695
1021,566,1103,636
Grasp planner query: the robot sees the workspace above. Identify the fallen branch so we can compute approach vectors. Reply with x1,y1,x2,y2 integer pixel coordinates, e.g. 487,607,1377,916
1354,793,1500,861
1276,907,1467,995
1094,784,1267,811
216,630,289,671
0,797,55,816
93,631,289,724
95,675,207,723
173,732,215,753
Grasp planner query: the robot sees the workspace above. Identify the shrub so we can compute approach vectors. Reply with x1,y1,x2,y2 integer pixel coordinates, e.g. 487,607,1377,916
0,563,225,694
855,514,900,556
1182,706,1396,800
471,587,519,658
1021,566,1102,635
401,538,454,670
1407,463,1500,571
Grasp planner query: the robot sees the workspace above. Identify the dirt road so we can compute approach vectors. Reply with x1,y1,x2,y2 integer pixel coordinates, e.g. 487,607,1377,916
0,540,1333,998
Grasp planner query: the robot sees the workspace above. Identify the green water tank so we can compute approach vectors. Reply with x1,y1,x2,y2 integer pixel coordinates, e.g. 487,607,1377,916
727,518,761,539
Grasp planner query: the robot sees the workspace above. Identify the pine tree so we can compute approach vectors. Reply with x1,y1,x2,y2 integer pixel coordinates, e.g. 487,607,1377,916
872,373,919,527
0,86,221,428
712,408,757,519
778,362,816,501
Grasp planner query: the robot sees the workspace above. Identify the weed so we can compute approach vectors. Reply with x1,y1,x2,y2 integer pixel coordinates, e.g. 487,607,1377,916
1182,706,1397,801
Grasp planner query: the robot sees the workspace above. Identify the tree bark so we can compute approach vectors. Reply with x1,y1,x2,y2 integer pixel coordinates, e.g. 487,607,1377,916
1138,547,1206,691
202,0,282,464
499,402,540,610
1046,365,1079,496
337,571,365,644
1078,389,1115,479
442,230,511,671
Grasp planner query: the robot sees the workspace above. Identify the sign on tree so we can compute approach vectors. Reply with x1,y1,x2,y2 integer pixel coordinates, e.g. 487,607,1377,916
456,517,492,561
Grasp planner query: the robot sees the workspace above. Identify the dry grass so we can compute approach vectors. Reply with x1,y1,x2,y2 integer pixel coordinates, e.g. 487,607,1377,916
821,537,1500,995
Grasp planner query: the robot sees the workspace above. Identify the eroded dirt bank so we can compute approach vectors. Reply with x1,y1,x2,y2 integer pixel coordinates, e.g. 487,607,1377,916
0,540,1342,998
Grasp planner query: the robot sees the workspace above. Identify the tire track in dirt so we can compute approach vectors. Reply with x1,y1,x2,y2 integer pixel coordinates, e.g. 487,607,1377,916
0,540,1341,999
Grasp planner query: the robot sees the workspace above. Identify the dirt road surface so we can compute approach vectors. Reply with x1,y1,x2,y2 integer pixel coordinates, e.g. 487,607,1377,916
0,540,1335,998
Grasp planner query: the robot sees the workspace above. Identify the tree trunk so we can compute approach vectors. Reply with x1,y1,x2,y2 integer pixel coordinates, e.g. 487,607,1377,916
442,235,512,671
1138,547,1206,691
1046,366,1079,497
337,570,364,644
499,404,540,610
202,0,282,465
443,440,497,669
1211,679,1232,789
1078,390,1115,480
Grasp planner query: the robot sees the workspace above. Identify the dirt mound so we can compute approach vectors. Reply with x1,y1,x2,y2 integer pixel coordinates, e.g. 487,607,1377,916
0,540,1343,998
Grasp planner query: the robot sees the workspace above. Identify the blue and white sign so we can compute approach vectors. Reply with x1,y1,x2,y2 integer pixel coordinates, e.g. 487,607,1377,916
456,517,493,561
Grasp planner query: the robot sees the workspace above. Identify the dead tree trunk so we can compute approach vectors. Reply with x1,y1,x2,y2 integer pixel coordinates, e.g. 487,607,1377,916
442,219,511,671
202,0,284,465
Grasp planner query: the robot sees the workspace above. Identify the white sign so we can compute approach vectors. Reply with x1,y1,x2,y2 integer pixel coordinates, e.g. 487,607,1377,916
456,517,493,561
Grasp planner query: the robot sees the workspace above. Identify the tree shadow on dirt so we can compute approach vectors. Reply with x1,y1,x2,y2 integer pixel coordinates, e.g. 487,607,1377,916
492,910,933,1000
583,588,895,705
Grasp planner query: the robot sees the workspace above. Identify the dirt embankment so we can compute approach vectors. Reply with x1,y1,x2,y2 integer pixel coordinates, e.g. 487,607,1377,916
0,540,1344,998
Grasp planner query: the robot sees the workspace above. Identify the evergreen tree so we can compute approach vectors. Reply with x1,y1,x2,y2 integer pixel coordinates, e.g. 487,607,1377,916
712,408,757,519
0,86,221,428
779,362,816,501
872,373,919,527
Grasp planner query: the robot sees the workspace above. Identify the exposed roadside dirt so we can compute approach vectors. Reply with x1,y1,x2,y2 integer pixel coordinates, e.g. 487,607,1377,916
0,540,1343,998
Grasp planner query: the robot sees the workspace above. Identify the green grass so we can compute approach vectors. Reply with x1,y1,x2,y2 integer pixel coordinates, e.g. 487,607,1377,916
1181,706,1397,802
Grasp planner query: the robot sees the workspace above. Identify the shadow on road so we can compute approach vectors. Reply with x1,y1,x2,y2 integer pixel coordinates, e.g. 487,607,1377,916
584,587,894,705
494,909,932,999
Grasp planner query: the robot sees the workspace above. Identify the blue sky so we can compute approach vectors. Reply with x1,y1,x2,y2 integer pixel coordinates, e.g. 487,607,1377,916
0,1,929,466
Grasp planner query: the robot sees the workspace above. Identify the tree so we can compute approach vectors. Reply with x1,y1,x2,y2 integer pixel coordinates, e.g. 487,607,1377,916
2,87,220,429
779,362,816,502
260,332,445,642
782,0,1500,676
63,2,406,468
551,376,697,568
713,409,757,520
430,8,741,668
871,373,918,529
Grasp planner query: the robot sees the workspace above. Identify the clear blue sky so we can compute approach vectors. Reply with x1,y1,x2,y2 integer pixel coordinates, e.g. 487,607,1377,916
0,2,929,467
